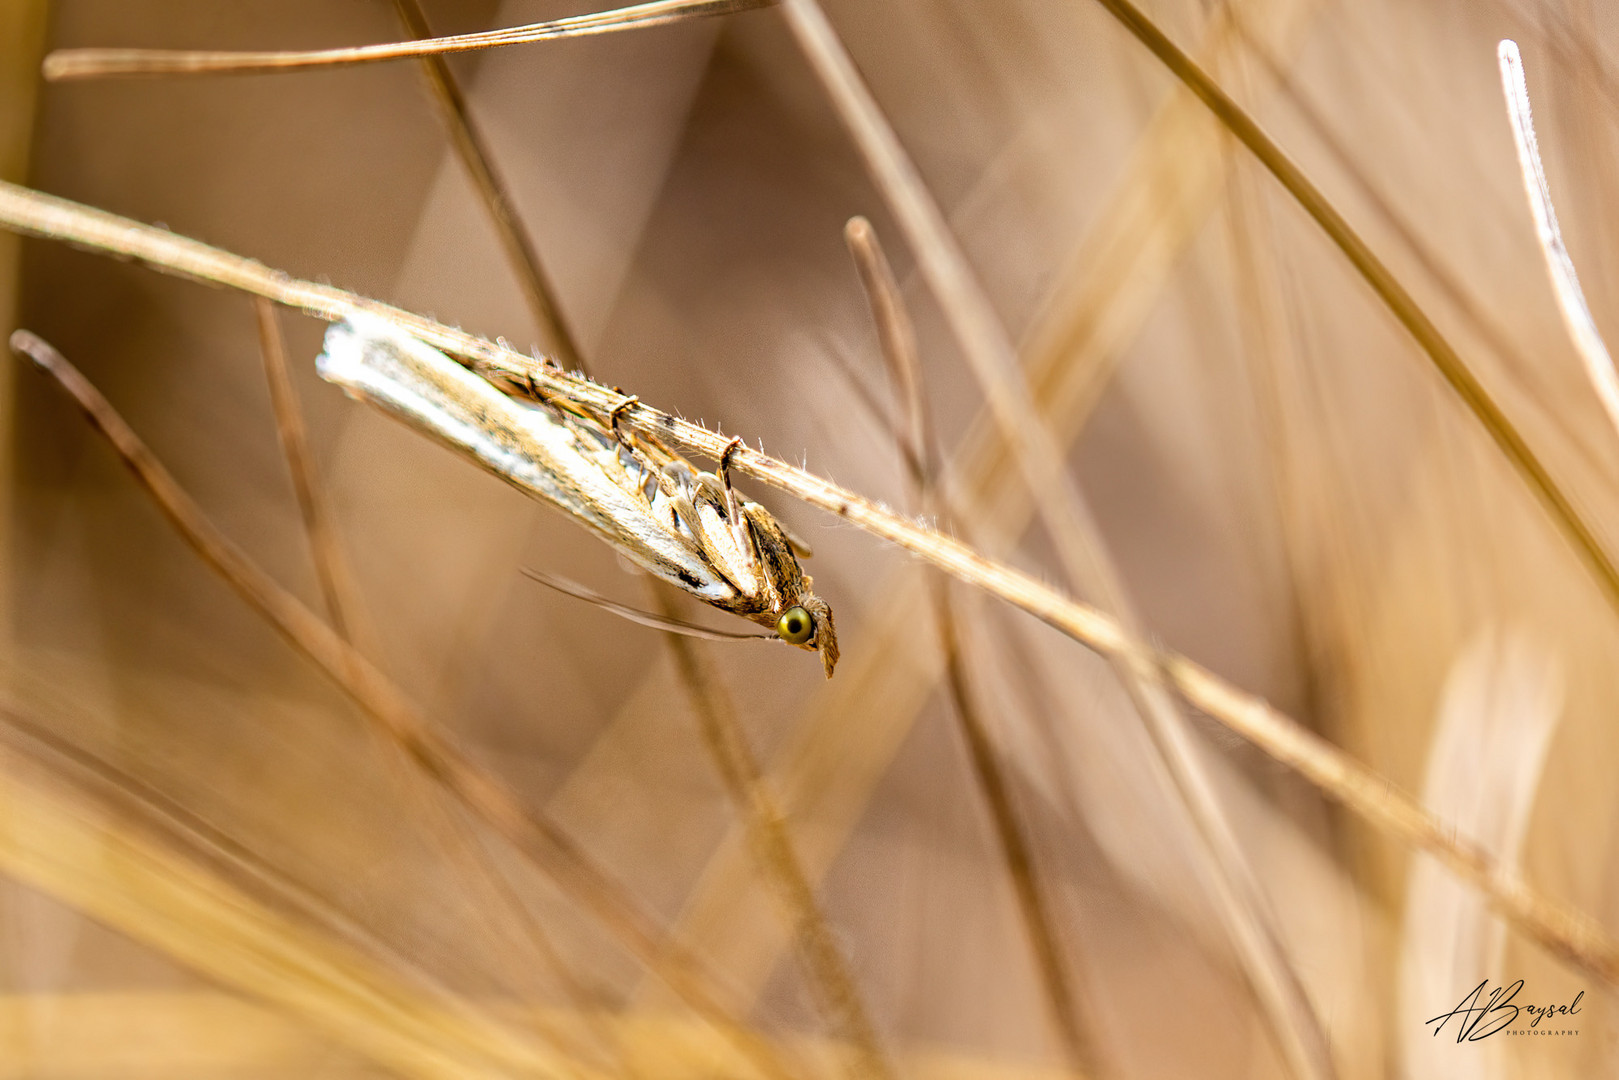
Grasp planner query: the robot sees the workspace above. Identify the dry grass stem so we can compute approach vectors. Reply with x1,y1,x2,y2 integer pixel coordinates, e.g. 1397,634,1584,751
1,182,1615,991
254,298,366,644
844,218,931,487
1498,39,1619,448
781,5,1333,1075
1397,633,1564,1077
7,326,800,1080
1218,127,1332,735
1089,0,1619,620
41,0,773,80
650,584,894,1080
846,215,1097,1077
389,0,583,370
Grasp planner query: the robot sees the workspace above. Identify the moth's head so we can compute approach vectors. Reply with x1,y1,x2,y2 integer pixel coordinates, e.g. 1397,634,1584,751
773,592,837,678
738,503,836,677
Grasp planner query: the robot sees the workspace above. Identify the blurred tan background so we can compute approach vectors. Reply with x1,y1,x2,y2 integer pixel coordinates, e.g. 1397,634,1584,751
2,0,1618,1077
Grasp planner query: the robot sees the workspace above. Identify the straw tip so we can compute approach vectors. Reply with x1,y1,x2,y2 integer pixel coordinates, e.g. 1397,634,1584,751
1498,39,1520,63
9,329,46,364
39,52,79,82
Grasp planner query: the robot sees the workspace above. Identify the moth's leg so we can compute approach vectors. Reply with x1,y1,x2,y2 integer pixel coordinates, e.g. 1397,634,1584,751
605,394,664,495
513,371,576,432
605,395,647,460
717,437,745,513
607,394,640,440
717,437,760,577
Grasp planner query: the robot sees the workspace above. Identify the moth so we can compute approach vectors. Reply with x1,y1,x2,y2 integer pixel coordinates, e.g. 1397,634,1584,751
316,314,838,677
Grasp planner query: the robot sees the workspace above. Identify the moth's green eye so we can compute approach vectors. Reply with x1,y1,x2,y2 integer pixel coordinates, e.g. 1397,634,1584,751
776,605,814,645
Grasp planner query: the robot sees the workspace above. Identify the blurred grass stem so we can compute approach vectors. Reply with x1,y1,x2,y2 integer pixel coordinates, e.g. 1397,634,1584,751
846,215,1099,1078
254,299,365,644
1498,39,1619,449
650,584,894,1080
388,0,584,371
42,0,773,80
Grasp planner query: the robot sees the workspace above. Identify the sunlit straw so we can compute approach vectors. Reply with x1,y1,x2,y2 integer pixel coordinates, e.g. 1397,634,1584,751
43,0,770,79
1498,39,1619,448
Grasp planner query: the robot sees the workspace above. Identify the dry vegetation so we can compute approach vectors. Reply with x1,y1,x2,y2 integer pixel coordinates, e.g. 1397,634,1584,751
2,1,1618,1078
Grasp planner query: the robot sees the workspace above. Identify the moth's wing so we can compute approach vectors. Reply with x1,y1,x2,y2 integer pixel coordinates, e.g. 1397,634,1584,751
741,501,810,607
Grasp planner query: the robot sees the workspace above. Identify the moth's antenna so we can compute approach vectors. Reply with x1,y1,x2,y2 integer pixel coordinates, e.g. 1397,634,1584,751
519,567,774,642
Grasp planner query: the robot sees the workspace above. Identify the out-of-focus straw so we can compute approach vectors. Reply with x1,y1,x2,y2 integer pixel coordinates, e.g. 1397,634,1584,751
42,0,770,79
1498,39,1619,448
